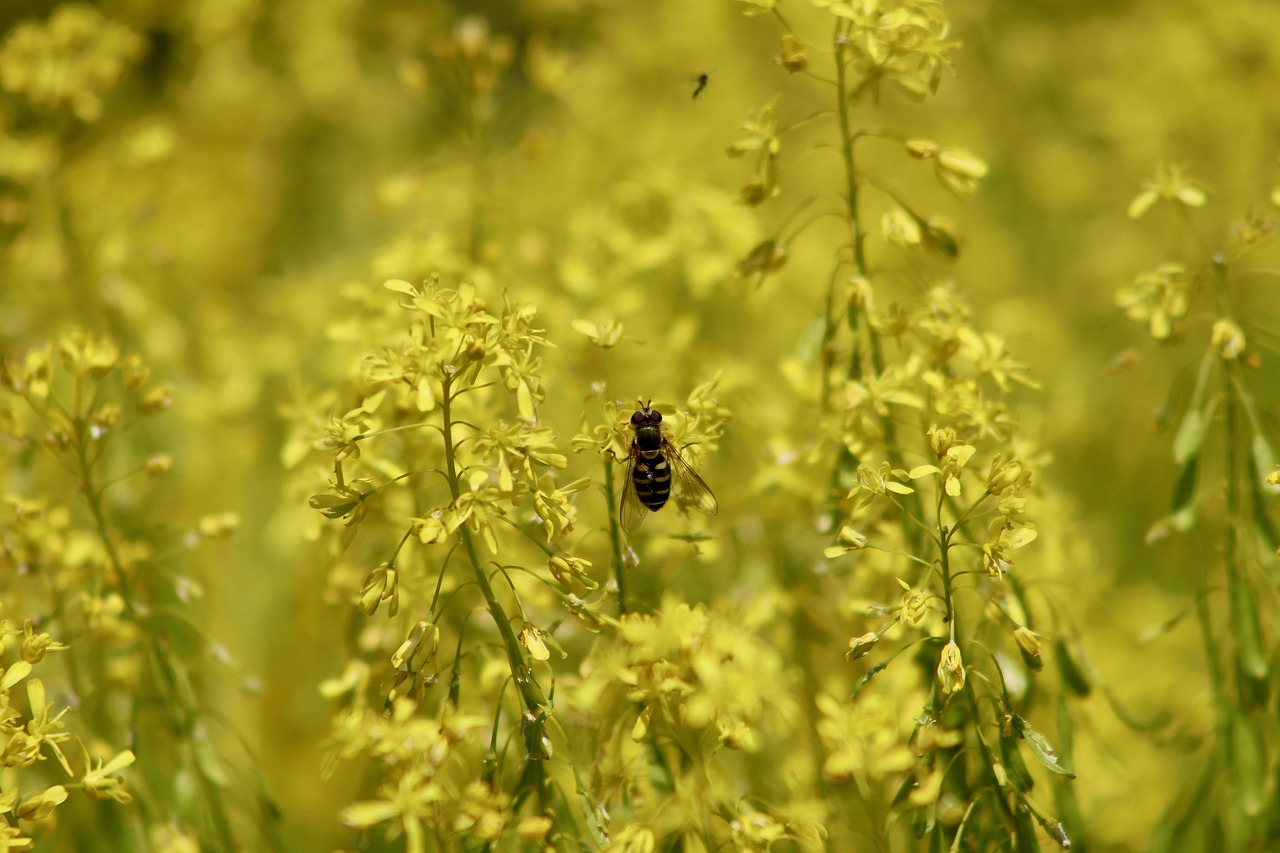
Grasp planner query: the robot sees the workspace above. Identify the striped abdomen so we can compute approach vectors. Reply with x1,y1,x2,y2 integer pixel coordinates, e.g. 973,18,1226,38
633,447,671,511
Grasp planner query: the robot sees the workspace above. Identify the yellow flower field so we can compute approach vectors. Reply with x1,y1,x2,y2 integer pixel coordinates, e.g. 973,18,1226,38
2,1,1279,850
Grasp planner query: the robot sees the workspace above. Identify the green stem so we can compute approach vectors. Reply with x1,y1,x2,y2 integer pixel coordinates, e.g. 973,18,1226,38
831,25,926,547
834,30,866,276
1219,358,1243,716
72,415,236,849
48,170,98,328
440,375,547,716
603,457,628,614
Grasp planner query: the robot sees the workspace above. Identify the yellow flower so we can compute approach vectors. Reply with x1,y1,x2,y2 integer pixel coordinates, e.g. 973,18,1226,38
1014,626,1044,671
0,6,142,122
824,525,869,558
1128,163,1208,218
519,623,551,662
1116,263,1189,341
982,519,1038,577
850,462,915,509
19,620,68,664
986,454,1032,496
548,552,597,596
937,641,966,695
80,748,136,804
935,148,989,197
57,329,118,377
776,33,807,72
1211,318,1246,360
391,621,440,675
845,631,879,662
15,785,66,822
816,692,914,781
606,824,656,853
571,318,627,348
517,814,554,842
453,781,510,841
909,425,976,497
908,769,943,807
358,563,398,616
138,385,175,415
882,208,922,246
898,578,928,626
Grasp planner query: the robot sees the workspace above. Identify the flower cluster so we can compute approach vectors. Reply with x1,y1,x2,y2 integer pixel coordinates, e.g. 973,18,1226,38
0,5,142,122
568,597,816,846
1,330,244,848
327,695,500,851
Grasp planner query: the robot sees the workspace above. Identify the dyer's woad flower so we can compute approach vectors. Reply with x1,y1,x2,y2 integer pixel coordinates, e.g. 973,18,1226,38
816,692,914,783
572,398,631,461
822,0,959,99
845,631,879,662
955,327,1040,392
79,747,136,804
470,423,566,492
1211,318,1246,361
1127,162,1208,219
903,141,988,197
330,699,489,835
882,208,923,248
1013,626,1044,672
986,454,1032,498
907,425,976,497
849,462,914,509
776,33,807,72
571,318,628,349
580,597,794,756
548,552,597,596
19,620,68,665
841,363,925,451
0,5,143,122
1115,263,1190,341
981,518,1038,578
314,277,570,557
897,578,928,627
824,526,868,559
936,640,966,695
308,477,376,550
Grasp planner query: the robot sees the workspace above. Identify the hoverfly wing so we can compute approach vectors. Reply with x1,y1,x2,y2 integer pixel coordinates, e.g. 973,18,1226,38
619,455,649,536
666,441,719,517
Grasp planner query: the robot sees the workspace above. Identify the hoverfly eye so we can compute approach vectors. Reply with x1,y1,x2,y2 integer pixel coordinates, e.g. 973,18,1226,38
630,411,646,425
648,411,662,424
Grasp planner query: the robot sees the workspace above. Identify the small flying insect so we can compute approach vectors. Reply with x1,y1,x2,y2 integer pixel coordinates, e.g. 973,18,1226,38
692,71,711,99
619,401,719,536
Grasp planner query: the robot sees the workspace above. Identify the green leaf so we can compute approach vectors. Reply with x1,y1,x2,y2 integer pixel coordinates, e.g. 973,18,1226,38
1055,694,1075,765
1172,408,1204,465
1136,604,1194,645
1250,431,1277,486
194,727,231,787
1000,728,1034,792
1054,638,1092,698
1013,715,1076,778
1230,715,1267,817
1230,573,1269,681
1246,434,1280,555
794,314,826,365
1013,802,1041,853
1170,455,1199,525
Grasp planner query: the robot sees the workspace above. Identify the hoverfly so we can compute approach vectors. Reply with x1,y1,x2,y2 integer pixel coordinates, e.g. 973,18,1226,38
692,72,710,99
620,401,718,536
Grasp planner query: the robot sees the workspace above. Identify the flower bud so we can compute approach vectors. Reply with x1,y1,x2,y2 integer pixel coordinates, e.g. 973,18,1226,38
1013,626,1043,671
937,640,966,695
